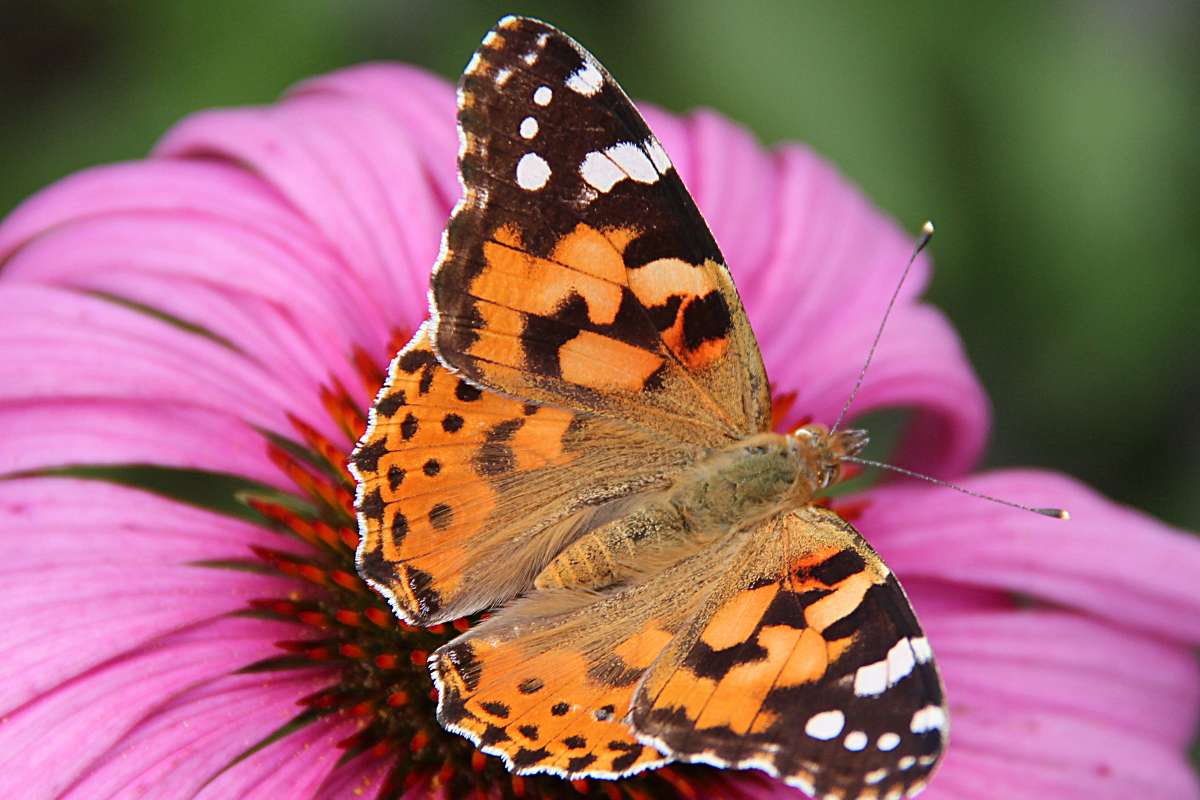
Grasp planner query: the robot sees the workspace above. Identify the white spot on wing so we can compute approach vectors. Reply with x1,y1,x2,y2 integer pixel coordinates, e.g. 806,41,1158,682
522,51,538,66
482,31,500,47
898,755,916,771
516,152,551,190
804,709,844,740
465,53,483,74
910,704,947,734
495,68,512,86
854,659,888,697
605,142,658,183
843,730,868,751
646,137,673,172
910,636,933,664
877,732,901,751
520,117,539,139
565,59,604,96
533,85,552,106
580,151,625,193
887,638,917,686
865,768,888,785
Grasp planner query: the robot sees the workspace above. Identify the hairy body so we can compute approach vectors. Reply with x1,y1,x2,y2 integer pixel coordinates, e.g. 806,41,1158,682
535,426,869,591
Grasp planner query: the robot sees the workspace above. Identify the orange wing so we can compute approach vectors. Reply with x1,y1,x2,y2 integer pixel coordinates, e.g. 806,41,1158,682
431,594,674,779
351,323,696,624
631,507,948,799
430,16,769,446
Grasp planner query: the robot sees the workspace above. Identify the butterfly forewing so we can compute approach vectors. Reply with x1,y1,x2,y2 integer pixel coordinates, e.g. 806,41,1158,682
352,323,698,624
432,16,770,445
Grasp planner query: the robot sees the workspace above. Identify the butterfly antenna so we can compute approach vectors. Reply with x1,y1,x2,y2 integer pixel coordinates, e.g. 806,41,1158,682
843,456,1069,520
830,221,935,435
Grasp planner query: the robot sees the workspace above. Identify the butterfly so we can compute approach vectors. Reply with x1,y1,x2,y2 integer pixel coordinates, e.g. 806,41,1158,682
350,15,947,800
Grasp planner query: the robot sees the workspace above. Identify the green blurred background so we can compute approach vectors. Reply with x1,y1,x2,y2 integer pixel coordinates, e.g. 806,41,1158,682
3,1,1198,532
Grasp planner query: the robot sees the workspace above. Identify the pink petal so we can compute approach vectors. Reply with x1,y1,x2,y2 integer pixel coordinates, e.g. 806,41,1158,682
64,670,333,799
935,711,1200,800
199,717,354,799
929,611,1199,748
860,470,1200,642
0,401,286,487
0,161,307,265
156,87,450,339
0,284,345,443
314,752,394,800
930,746,1199,800
3,211,380,402
292,64,459,207
0,616,306,798
0,478,300,714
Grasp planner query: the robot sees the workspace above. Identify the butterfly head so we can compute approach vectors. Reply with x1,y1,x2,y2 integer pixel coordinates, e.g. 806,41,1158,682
791,424,870,490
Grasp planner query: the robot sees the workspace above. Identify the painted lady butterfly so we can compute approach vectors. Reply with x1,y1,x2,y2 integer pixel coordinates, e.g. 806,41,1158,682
351,16,947,799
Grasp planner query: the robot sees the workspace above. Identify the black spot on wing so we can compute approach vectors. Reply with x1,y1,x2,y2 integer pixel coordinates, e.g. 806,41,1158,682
511,746,552,769
680,291,732,351
757,588,828,629
454,379,483,402
351,438,387,473
644,294,683,332
428,503,454,530
399,348,437,373
357,487,384,522
356,547,394,587
389,510,409,547
479,700,510,719
550,702,570,717
809,548,868,586
472,418,525,477
609,744,645,773
400,413,419,440
521,293,584,378
440,641,482,692
517,677,544,694
441,413,464,433
480,724,510,747
387,465,406,492
375,389,406,418
566,753,597,773
402,565,444,621
623,228,685,269
681,637,769,681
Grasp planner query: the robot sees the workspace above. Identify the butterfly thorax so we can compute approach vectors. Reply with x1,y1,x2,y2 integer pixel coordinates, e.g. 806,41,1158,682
673,425,869,533
534,425,868,592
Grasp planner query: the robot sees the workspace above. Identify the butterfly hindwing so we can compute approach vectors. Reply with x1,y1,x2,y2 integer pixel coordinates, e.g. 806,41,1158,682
428,519,746,780
430,593,674,779
630,506,947,799
352,323,699,624
431,16,770,445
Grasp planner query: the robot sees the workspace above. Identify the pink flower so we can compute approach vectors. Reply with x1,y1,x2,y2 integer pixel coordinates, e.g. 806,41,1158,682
1,62,1197,800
